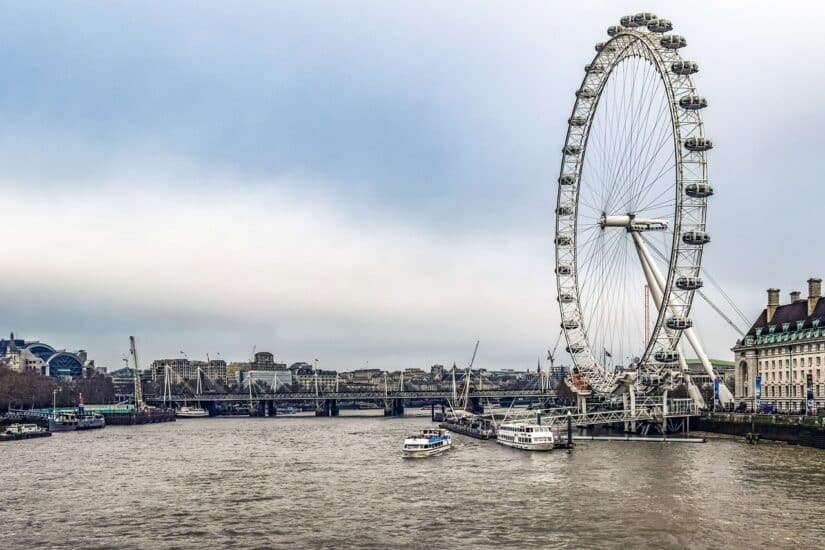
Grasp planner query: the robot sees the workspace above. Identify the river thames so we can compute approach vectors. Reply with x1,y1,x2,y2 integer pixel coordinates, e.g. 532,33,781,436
2,413,825,549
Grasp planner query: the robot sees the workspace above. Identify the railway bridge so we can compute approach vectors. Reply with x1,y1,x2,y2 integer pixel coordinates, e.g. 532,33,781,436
143,388,556,417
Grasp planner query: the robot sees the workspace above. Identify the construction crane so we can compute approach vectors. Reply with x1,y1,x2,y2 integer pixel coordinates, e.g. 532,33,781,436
460,340,480,410
129,336,144,410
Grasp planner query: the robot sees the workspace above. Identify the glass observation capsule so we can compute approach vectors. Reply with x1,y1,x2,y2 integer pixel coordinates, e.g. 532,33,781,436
671,60,699,75
676,276,704,290
682,230,711,245
633,12,657,26
679,95,707,110
654,349,680,363
620,15,639,28
660,35,687,49
684,136,713,151
647,19,673,33
685,182,714,198
666,317,694,330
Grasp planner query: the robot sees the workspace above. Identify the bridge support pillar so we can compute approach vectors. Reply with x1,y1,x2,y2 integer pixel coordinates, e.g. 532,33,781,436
662,390,668,435
315,399,339,417
383,399,404,417
623,386,637,433
577,394,587,415
468,397,484,415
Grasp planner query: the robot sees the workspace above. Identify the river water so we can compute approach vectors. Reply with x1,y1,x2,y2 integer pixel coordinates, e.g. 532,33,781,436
2,412,825,549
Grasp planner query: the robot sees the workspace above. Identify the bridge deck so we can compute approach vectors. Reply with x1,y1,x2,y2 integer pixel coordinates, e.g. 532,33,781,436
144,389,554,403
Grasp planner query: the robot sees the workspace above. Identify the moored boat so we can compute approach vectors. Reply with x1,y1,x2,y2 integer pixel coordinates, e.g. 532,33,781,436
76,394,105,429
77,413,106,430
175,406,209,418
412,406,433,418
495,421,555,451
402,428,452,458
49,413,80,432
1,423,52,441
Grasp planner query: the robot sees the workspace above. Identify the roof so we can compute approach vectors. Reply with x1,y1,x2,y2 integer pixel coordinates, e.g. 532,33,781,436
685,358,735,368
746,297,825,337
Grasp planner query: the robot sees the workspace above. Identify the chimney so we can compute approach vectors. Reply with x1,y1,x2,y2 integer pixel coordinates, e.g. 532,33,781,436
808,277,822,316
790,291,801,303
767,288,780,323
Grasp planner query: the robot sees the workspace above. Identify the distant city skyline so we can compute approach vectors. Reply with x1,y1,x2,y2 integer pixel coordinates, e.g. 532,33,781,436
2,2,824,371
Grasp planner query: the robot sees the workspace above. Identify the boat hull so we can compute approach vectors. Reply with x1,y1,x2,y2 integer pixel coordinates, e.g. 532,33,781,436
495,439,555,451
77,417,106,430
402,443,452,458
48,419,78,432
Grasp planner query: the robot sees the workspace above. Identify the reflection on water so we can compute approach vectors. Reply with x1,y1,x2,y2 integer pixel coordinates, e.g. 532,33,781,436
2,413,825,549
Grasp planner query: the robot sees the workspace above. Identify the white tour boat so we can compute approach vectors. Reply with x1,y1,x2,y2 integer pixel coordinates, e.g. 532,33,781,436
175,406,209,418
495,421,555,451
275,406,300,416
412,406,433,418
402,428,452,458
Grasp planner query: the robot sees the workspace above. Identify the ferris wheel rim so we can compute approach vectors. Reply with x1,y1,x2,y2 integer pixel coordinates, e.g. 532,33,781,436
554,16,711,394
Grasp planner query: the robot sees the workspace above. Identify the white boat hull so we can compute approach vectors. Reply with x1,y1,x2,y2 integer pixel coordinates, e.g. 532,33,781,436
495,439,554,451
402,442,452,458
495,420,556,451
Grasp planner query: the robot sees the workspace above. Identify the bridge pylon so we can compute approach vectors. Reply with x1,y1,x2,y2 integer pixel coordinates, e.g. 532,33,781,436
383,398,404,417
316,399,339,417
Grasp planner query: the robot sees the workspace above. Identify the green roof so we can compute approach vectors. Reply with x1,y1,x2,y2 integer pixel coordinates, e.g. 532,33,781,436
685,358,735,367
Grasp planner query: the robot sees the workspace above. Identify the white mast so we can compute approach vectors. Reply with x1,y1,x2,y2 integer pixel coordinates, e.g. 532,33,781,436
129,336,143,410
451,364,457,404
461,340,479,411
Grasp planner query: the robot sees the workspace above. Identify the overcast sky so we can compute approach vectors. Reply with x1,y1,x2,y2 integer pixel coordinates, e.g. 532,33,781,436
2,1,824,371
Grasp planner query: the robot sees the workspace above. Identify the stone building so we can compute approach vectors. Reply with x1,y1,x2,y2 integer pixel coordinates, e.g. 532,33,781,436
733,278,825,412
150,358,228,384
0,332,89,379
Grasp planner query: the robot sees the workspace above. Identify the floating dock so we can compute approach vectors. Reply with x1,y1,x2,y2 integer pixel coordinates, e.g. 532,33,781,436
572,434,706,443
439,420,495,440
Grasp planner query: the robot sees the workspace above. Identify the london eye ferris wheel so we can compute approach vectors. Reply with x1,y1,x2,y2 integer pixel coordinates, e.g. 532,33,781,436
554,12,728,401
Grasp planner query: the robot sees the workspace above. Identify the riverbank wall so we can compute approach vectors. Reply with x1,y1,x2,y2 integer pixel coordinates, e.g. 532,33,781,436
695,413,825,449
